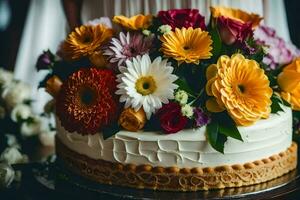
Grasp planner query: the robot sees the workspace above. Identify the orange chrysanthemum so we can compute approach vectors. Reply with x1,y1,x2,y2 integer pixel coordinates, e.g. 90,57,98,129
62,24,113,61
210,6,262,27
205,54,272,126
56,68,118,135
160,27,213,65
113,14,152,30
278,58,300,111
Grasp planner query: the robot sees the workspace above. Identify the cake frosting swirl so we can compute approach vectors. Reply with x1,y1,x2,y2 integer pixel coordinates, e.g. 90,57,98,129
57,106,292,168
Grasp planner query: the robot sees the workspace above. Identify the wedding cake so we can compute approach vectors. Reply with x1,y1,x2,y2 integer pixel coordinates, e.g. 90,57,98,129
37,6,298,191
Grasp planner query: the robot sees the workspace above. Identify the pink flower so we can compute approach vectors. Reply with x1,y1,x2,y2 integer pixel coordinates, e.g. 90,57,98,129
104,32,153,67
156,102,188,134
254,25,300,69
158,9,206,30
217,16,253,45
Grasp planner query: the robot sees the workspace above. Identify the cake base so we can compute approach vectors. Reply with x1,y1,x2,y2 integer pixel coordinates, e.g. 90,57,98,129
56,138,297,191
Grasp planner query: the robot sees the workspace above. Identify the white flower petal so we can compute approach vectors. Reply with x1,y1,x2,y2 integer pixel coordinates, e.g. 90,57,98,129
115,54,178,119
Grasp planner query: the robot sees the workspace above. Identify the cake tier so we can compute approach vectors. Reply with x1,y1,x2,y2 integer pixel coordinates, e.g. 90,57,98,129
56,106,293,168
56,138,297,191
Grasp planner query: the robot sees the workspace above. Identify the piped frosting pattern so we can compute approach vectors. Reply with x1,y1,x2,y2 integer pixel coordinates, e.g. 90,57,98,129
57,106,293,168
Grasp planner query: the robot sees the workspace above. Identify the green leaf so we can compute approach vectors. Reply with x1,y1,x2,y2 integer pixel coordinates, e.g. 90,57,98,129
175,78,195,96
206,121,227,154
102,124,121,140
210,28,222,58
218,113,243,141
271,95,284,113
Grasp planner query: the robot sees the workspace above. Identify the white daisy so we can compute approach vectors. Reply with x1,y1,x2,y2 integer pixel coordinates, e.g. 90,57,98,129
116,54,178,119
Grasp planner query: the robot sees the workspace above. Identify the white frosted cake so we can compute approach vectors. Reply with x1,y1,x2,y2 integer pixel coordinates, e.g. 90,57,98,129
56,106,297,190
38,6,299,192
57,107,292,168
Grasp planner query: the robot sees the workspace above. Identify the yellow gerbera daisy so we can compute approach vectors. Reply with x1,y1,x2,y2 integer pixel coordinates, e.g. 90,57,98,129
210,6,263,27
113,14,152,30
160,27,213,65
62,24,113,60
205,54,272,126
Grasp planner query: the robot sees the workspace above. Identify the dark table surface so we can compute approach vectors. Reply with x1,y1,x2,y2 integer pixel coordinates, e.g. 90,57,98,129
1,145,300,200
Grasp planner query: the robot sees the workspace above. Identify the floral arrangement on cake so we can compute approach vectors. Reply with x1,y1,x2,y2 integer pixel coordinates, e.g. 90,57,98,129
38,7,300,153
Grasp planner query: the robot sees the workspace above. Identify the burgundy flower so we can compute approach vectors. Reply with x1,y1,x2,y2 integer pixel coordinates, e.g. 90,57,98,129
158,9,206,30
217,16,253,45
157,102,188,134
36,50,55,71
194,108,210,127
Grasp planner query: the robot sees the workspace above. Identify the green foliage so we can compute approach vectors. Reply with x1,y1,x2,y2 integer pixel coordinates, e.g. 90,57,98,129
271,94,284,113
207,121,227,154
210,28,222,60
217,113,243,141
206,112,243,153
102,124,121,140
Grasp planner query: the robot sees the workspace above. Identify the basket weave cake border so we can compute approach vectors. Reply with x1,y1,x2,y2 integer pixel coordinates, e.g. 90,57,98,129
56,137,297,191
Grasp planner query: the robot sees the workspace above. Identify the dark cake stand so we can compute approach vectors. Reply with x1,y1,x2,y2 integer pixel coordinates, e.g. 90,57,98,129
32,156,300,200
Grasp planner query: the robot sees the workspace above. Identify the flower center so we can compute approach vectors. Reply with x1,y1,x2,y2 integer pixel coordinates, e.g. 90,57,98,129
82,35,92,44
79,87,97,106
135,76,157,96
183,46,190,51
238,84,245,93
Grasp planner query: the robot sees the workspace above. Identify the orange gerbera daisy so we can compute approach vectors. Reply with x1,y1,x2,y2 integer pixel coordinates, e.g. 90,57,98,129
113,14,152,30
62,24,113,61
206,54,272,126
160,27,213,65
278,58,300,111
56,68,118,135
210,6,262,27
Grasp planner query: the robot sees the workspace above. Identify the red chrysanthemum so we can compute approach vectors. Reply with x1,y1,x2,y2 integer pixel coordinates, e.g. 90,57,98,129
56,68,118,135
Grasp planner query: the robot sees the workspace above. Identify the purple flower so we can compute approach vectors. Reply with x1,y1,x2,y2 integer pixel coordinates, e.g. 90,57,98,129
254,25,300,70
194,108,210,127
36,50,54,71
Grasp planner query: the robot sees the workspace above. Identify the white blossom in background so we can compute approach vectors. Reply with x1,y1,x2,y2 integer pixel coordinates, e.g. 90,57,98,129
0,147,28,165
10,104,32,122
5,134,19,148
0,68,14,88
0,163,15,188
1,82,31,109
39,130,56,147
20,116,42,137
86,17,112,28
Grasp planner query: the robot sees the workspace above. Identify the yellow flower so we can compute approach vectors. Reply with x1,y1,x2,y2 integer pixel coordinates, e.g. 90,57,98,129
210,6,262,27
63,24,113,60
113,14,152,30
205,54,272,126
278,58,300,111
160,27,213,65
46,75,63,97
119,108,147,132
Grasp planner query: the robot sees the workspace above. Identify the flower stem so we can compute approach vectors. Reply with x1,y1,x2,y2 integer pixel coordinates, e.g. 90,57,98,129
189,89,204,106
